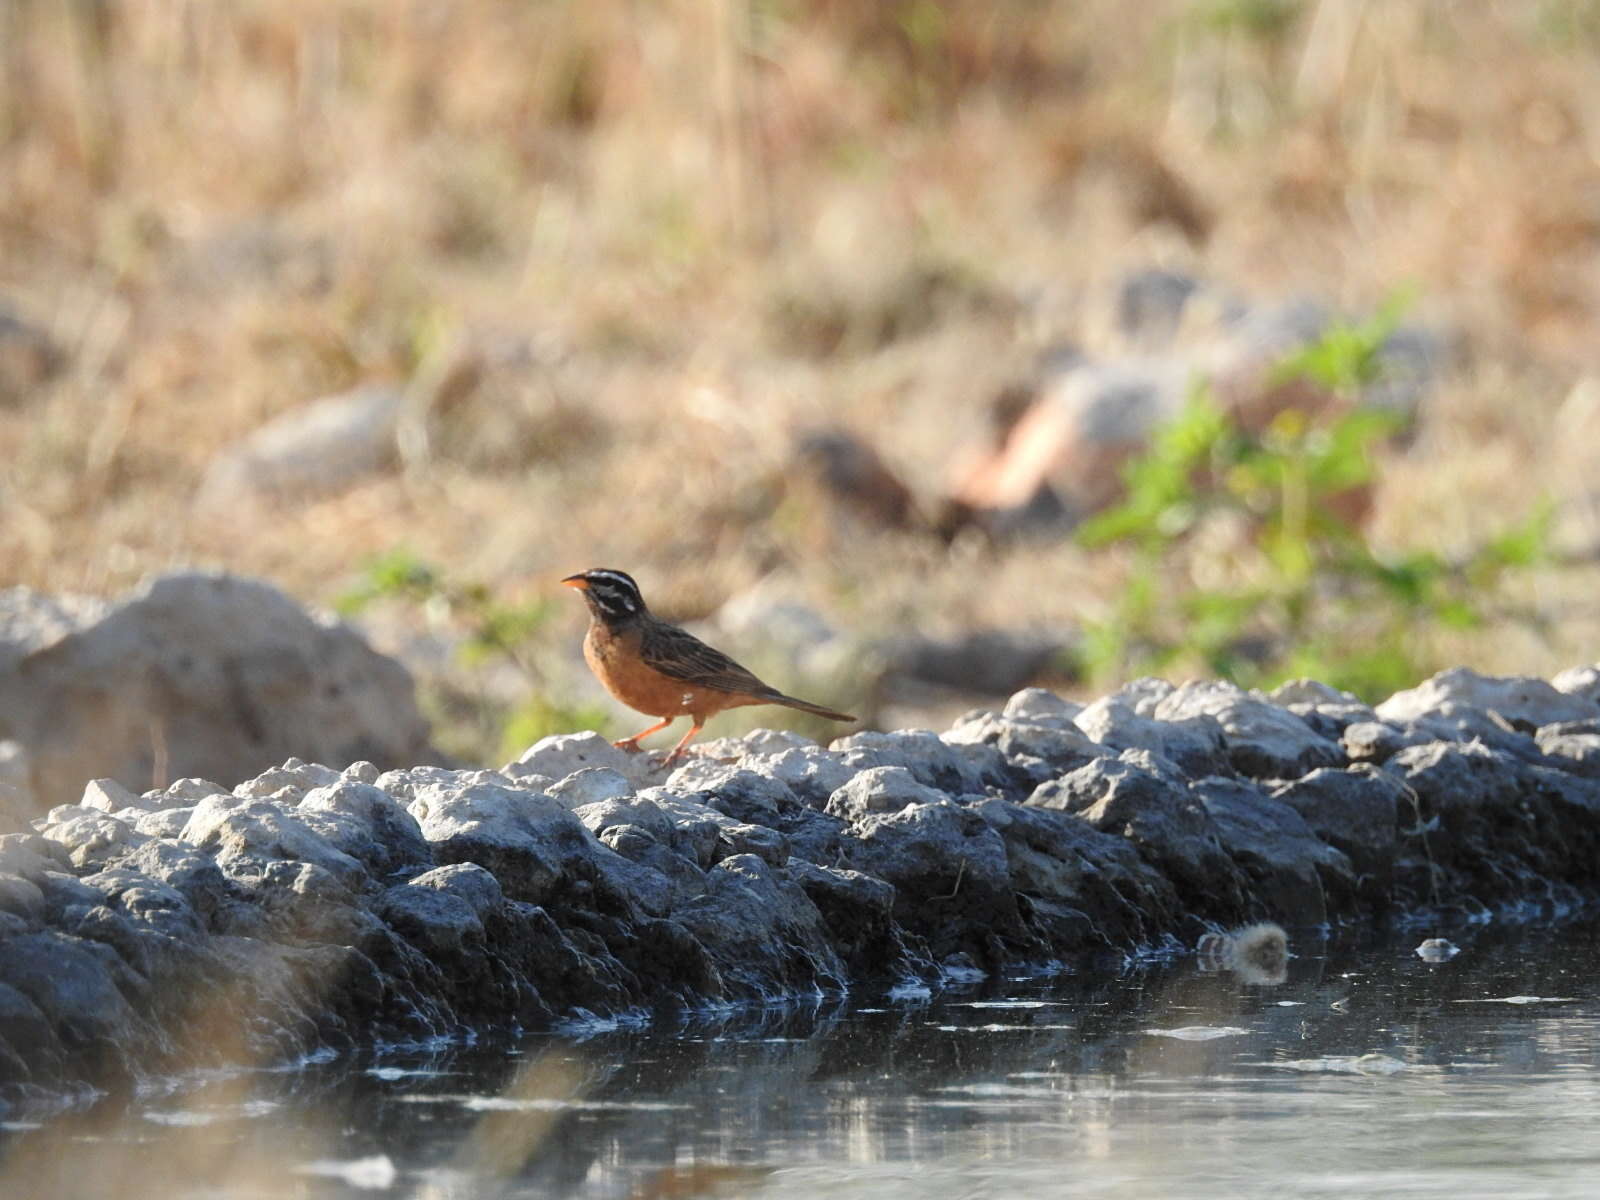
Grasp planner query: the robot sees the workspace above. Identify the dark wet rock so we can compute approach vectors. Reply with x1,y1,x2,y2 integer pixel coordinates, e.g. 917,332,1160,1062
714,823,789,868
588,823,702,907
1193,777,1355,926
35,871,102,923
377,881,486,957
1383,739,1600,909
0,873,44,923
77,866,204,941
0,981,61,1083
971,799,1182,951
8,665,1600,1105
1,932,149,1084
784,859,924,982
628,790,729,870
406,862,503,914
1389,739,1535,819
840,799,1024,965
757,803,845,868
1271,765,1401,909
113,839,229,928
1032,754,1251,926
243,860,380,946
676,854,847,997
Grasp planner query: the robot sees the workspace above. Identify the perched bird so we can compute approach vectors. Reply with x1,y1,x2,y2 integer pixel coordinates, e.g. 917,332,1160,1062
562,568,856,767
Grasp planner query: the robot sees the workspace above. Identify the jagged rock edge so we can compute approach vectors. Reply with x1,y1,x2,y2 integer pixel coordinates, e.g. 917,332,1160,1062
1,665,1598,1106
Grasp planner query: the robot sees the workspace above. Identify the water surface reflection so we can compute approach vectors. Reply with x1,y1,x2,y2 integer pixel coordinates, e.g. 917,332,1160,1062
5,918,1600,1198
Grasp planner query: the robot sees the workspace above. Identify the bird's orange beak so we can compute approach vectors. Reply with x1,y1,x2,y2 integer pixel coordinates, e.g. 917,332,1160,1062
561,574,589,590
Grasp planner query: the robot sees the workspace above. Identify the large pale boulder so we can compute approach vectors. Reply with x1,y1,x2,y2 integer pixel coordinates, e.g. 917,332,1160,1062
0,572,436,817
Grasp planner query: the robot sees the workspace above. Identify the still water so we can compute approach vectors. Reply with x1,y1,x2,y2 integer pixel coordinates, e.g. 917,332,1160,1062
4,917,1600,1199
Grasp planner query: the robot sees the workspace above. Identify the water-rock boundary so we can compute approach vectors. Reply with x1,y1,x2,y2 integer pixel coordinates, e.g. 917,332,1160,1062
3,664,1599,1108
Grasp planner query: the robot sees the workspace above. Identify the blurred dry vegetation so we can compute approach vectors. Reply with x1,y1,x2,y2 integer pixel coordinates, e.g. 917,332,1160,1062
4,0,1600,755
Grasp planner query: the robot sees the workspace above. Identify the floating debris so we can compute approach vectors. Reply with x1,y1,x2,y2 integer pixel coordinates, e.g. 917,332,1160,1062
366,1066,454,1081
1198,923,1289,985
949,1001,1062,1010
1415,938,1460,962
294,1156,398,1190
400,1095,692,1113
140,1100,278,1127
1144,1026,1250,1041
935,1023,1076,1034
1270,1054,1407,1075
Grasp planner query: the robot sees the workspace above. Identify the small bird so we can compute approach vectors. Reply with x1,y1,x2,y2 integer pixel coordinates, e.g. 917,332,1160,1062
562,568,856,767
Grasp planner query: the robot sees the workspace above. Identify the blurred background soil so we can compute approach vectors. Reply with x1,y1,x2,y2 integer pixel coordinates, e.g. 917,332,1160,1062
3,0,1599,758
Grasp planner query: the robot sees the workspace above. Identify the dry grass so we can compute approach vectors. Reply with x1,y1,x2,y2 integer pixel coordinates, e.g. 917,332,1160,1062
3,0,1599,737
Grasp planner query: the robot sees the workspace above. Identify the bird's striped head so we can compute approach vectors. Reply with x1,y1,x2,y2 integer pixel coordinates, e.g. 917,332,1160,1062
561,568,648,624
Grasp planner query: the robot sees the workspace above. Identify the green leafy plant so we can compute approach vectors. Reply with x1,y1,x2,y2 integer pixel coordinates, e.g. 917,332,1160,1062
338,549,611,763
1076,300,1552,701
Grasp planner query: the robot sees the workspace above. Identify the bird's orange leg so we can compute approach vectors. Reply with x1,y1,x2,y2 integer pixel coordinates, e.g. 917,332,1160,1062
614,716,675,753
658,720,705,769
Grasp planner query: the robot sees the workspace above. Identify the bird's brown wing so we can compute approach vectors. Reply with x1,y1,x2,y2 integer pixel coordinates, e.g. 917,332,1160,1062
639,620,781,699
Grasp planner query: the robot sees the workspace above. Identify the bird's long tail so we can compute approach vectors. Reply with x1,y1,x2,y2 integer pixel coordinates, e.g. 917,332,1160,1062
771,693,857,723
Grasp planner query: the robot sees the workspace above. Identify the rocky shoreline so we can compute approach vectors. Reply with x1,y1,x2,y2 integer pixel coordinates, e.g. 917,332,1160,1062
3,664,1599,1110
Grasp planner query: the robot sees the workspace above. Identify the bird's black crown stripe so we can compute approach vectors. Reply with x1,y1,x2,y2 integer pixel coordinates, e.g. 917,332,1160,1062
582,568,644,616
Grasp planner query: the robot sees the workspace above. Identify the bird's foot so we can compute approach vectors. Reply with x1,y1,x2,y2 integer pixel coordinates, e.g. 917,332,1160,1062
611,738,644,754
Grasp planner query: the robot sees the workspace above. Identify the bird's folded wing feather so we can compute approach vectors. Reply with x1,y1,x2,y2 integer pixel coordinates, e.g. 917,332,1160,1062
641,623,778,697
